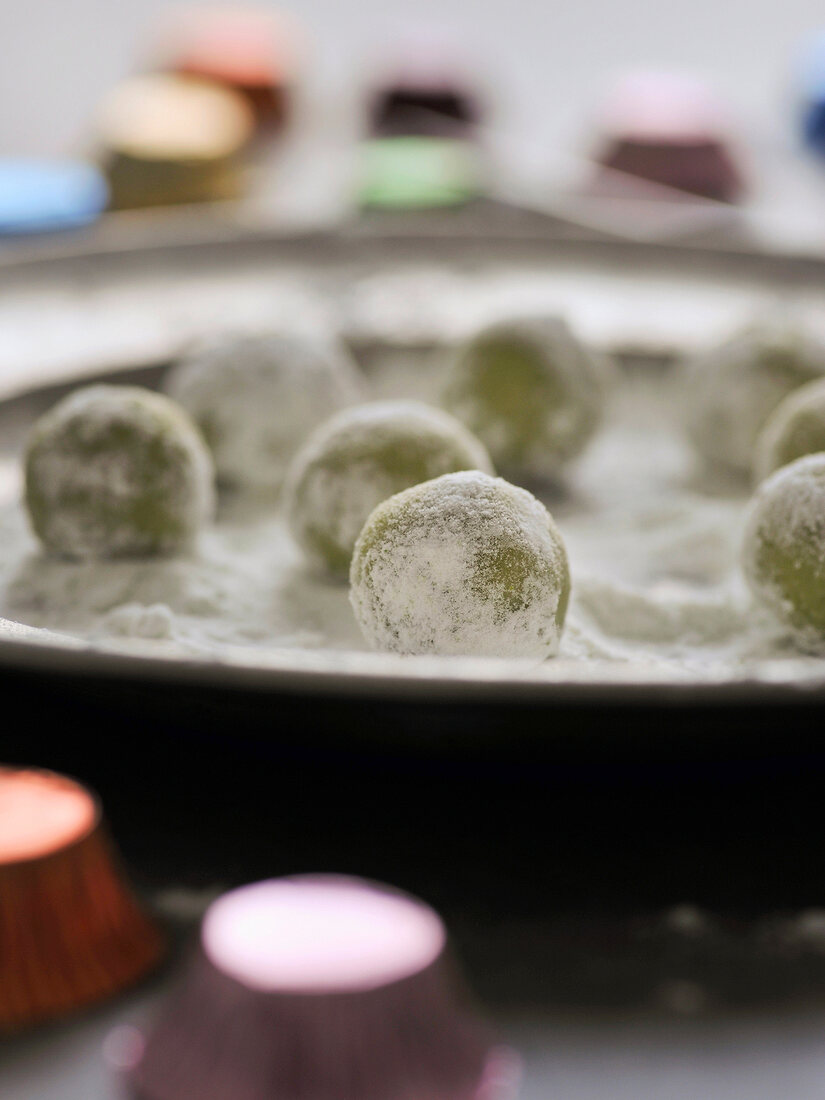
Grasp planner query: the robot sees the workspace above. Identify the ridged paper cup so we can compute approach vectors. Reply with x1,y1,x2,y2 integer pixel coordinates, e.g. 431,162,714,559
132,874,520,1100
0,767,164,1030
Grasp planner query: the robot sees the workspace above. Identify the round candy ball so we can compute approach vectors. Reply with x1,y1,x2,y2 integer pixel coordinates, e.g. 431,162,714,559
166,332,364,490
683,320,825,476
754,377,825,482
25,385,214,560
742,453,825,642
350,470,570,658
441,315,607,480
285,400,494,579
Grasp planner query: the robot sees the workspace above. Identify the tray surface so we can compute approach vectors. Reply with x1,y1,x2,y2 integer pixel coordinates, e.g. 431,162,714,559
2,215,825,702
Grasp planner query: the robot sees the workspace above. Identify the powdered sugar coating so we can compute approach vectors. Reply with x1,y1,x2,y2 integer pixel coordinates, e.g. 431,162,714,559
742,453,825,643
25,385,214,560
754,377,825,483
285,400,493,579
442,315,607,480
350,471,570,657
684,319,825,477
166,332,364,489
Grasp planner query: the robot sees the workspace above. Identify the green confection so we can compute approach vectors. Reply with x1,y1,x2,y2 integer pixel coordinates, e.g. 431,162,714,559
285,400,493,579
442,315,607,480
684,319,825,476
754,377,825,482
349,470,570,658
25,385,214,560
166,332,364,490
742,453,825,641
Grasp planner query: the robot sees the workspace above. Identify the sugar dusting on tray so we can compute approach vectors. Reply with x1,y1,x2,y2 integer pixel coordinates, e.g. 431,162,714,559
0,368,821,682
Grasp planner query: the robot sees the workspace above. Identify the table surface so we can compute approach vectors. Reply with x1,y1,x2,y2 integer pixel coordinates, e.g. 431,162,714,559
4,633,825,1099
5,944,825,1100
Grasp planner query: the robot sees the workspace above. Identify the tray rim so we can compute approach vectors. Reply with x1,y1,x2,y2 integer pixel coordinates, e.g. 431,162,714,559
4,201,825,287
2,621,825,706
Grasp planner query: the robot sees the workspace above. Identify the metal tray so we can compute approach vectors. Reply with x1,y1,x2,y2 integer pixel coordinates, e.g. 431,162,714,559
2,205,825,713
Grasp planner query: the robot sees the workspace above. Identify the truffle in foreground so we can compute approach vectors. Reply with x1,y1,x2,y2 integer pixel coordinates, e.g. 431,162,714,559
350,471,570,657
285,400,494,579
742,453,825,642
166,331,364,489
442,315,607,480
25,385,214,560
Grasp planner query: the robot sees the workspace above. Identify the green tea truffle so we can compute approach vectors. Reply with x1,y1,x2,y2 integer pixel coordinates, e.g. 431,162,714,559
742,453,825,642
754,377,825,482
684,320,825,476
25,385,214,559
349,470,570,657
166,332,364,489
285,400,494,579
441,315,607,479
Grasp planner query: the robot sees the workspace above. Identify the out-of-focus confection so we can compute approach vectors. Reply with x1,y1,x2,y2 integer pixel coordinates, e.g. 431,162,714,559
166,331,365,490
795,31,825,155
0,160,107,235
682,318,825,477
153,5,299,133
96,73,254,209
359,32,486,209
754,377,825,481
593,71,745,202
24,385,215,560
366,46,482,141
131,874,519,1100
442,314,609,481
0,768,163,1030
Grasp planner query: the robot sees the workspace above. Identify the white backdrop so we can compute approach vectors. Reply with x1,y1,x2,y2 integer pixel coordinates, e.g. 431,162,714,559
3,0,825,160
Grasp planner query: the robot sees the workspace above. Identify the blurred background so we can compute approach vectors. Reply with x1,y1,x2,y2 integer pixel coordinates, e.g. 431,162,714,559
2,0,822,157
7,0,825,243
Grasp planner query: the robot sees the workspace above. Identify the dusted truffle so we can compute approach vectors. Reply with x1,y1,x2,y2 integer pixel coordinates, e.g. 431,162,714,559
742,453,825,642
166,332,364,490
25,385,214,560
442,315,606,480
754,377,825,482
285,400,493,579
349,470,570,657
684,320,825,476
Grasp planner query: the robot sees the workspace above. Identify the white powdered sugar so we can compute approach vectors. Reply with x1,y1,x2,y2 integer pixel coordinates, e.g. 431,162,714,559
0,499,362,658
745,454,825,558
284,400,493,578
349,471,570,658
166,331,365,489
24,385,214,560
